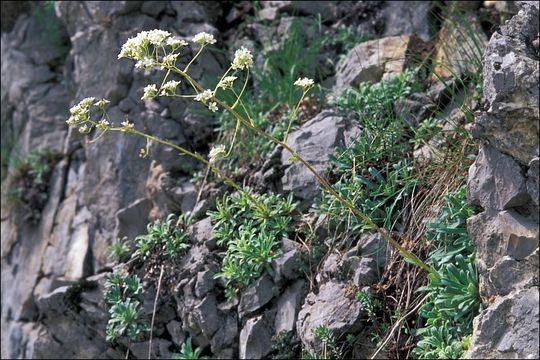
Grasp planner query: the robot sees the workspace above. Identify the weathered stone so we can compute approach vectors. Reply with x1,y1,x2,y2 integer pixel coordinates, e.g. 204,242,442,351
195,269,215,298
115,197,152,241
381,1,434,41
238,275,275,319
334,35,427,97
470,2,539,164
129,338,173,360
527,157,539,211
190,217,213,246
210,314,238,351
468,145,529,211
357,231,389,268
271,249,301,285
393,94,436,127
274,280,306,334
465,288,539,359
259,1,339,22
239,313,274,359
297,281,365,353
281,108,360,209
166,320,185,347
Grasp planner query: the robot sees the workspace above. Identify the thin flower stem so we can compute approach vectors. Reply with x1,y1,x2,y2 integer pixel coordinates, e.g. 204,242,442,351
183,45,204,73
232,68,250,109
283,89,308,143
171,69,434,274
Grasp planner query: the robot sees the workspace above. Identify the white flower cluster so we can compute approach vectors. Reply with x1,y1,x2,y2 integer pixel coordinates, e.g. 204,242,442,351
231,47,253,70
96,119,110,130
166,37,188,48
193,32,216,46
67,97,95,130
209,144,226,163
194,89,218,112
160,80,181,96
294,77,314,90
121,120,134,131
142,84,158,100
218,76,237,89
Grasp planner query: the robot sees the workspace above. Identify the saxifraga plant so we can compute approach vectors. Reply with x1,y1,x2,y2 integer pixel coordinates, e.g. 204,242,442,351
134,213,190,260
208,189,295,298
104,271,149,343
65,30,435,280
413,186,479,359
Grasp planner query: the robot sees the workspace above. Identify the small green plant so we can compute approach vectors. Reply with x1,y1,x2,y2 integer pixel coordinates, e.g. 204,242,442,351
104,271,149,342
108,237,132,263
5,149,61,223
413,186,480,359
172,338,204,359
208,189,296,298
272,331,301,359
313,325,339,359
134,213,190,260
355,290,382,319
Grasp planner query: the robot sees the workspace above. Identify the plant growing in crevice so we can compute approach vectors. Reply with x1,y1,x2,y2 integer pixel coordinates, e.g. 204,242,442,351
208,189,296,298
108,237,132,263
134,213,190,260
66,28,435,289
104,271,149,343
4,148,61,223
413,186,479,359
172,337,205,359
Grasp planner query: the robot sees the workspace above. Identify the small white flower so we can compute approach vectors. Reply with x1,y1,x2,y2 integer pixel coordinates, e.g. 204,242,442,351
66,116,78,126
142,84,158,100
193,32,216,46
97,119,111,129
95,99,110,108
209,144,226,163
121,120,134,130
135,57,155,70
162,53,179,66
195,89,214,103
166,37,188,48
79,97,96,108
118,31,150,60
78,124,90,133
218,76,237,89
147,29,171,45
294,77,314,89
160,80,181,96
208,102,218,112
231,47,253,70
69,104,85,116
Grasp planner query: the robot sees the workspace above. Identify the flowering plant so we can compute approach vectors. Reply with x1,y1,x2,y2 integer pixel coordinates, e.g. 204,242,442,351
67,29,433,275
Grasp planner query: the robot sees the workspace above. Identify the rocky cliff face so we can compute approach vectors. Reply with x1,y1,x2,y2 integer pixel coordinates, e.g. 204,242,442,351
466,1,539,358
1,1,538,359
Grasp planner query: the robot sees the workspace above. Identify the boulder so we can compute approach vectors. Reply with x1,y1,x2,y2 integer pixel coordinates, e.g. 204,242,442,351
239,313,274,359
238,275,275,319
281,108,360,209
465,288,539,359
274,280,306,334
334,35,428,97
296,281,365,353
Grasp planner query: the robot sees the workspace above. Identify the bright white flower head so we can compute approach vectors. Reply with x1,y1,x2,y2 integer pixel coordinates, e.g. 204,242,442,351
121,120,134,130
294,77,314,89
147,29,171,45
160,80,181,96
231,47,253,70
95,99,110,109
195,89,214,103
135,57,156,70
118,31,150,60
166,37,188,48
218,76,237,89
208,102,218,112
163,53,179,66
97,119,111,130
66,116,78,125
142,84,158,100
78,124,90,133
209,144,226,163
193,32,216,46
80,97,96,108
